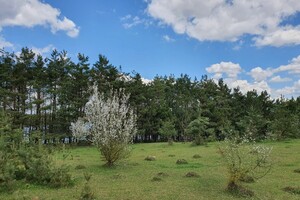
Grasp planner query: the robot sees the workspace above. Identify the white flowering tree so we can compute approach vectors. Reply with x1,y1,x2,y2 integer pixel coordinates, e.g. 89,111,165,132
70,118,89,141
71,84,136,167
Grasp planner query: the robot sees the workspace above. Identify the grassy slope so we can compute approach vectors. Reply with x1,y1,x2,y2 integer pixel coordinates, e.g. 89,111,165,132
1,140,300,200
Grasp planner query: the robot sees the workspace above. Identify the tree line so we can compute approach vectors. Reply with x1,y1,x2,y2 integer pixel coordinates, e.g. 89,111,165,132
0,47,299,143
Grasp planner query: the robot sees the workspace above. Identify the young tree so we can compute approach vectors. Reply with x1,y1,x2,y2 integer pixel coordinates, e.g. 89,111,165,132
71,84,136,167
186,116,211,145
159,120,177,145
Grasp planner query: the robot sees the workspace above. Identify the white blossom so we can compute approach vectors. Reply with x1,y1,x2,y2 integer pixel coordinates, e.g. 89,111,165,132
71,83,136,166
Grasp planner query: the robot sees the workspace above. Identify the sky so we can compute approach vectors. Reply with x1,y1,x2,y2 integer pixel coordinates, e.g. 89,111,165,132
0,0,300,98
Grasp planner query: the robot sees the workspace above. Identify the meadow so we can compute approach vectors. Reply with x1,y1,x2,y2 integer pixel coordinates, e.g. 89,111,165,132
1,140,300,200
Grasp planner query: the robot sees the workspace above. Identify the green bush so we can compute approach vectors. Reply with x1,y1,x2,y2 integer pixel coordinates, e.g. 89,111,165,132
0,151,16,193
18,143,73,187
49,165,73,188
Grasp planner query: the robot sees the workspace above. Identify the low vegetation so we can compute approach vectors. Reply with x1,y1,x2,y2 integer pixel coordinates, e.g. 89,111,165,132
0,140,298,200
218,136,273,196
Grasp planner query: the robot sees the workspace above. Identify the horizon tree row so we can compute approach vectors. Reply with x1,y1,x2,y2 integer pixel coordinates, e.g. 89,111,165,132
0,48,299,142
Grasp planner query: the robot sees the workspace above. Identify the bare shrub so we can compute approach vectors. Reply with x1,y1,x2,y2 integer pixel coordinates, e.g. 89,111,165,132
218,136,272,195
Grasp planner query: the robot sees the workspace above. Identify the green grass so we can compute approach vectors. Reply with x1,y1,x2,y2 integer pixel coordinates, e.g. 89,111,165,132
1,139,300,200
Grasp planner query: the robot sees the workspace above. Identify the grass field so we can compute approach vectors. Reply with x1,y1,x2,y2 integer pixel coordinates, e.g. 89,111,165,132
1,139,300,200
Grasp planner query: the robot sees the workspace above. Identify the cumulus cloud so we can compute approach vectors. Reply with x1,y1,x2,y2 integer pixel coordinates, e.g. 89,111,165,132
206,54,300,98
228,79,271,94
275,55,300,74
249,67,273,82
273,80,300,98
206,61,241,79
0,0,79,37
146,0,300,46
254,26,300,47
269,75,292,83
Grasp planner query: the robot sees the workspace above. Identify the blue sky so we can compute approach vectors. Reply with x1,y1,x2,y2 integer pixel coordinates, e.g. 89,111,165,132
0,0,300,98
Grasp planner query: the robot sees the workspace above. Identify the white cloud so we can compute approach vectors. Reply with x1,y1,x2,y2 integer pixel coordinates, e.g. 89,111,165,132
206,61,241,79
206,54,300,98
273,86,295,98
273,80,300,98
269,75,292,83
141,77,152,85
146,0,300,46
254,26,300,47
31,44,55,56
275,55,300,74
228,79,271,94
249,67,273,82
163,35,175,42
0,35,13,49
0,0,79,37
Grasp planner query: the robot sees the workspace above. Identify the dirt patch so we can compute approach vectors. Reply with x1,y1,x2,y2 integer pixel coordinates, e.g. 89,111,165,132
157,172,169,177
294,169,300,173
226,182,254,197
176,159,188,164
283,186,300,195
185,172,199,178
145,156,156,161
75,164,86,170
152,176,162,182
192,154,202,159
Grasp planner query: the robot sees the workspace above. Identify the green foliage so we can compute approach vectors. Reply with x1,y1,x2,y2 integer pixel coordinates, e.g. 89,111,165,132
0,150,16,193
186,116,211,145
0,110,72,192
0,110,20,192
159,120,177,145
17,141,73,188
269,99,300,140
236,106,269,140
1,48,300,142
